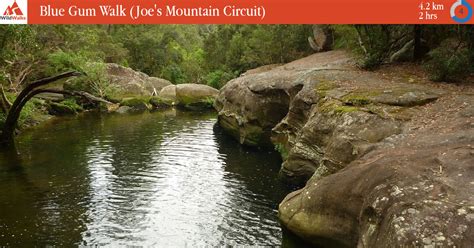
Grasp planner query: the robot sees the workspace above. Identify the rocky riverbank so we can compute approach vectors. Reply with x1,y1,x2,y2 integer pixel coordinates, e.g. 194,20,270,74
2,63,218,133
215,50,473,247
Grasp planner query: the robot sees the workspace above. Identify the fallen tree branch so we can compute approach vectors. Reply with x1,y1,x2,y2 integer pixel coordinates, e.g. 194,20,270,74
35,89,113,105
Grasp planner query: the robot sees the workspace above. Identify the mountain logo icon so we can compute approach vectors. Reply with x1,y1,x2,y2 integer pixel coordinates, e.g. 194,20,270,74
3,0,24,16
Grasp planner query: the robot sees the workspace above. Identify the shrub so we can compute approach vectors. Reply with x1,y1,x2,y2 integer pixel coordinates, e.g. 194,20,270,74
424,40,470,82
47,50,114,98
205,70,236,89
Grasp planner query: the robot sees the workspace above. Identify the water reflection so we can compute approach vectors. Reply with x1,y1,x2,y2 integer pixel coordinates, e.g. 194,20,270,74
0,110,301,246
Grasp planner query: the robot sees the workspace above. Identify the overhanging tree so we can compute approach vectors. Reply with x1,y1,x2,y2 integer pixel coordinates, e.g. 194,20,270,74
0,71,82,146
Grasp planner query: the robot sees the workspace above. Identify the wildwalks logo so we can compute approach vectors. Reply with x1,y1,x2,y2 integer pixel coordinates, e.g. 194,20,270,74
0,0,27,24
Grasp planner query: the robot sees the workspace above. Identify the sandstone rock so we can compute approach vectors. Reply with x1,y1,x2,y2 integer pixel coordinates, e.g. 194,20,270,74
106,63,172,96
240,64,282,77
158,85,177,105
215,51,352,148
216,50,472,248
278,94,474,247
149,96,172,109
274,72,442,186
216,50,442,185
159,84,218,110
176,84,218,109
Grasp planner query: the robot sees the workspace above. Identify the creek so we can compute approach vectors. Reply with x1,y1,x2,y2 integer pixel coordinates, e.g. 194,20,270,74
0,109,305,246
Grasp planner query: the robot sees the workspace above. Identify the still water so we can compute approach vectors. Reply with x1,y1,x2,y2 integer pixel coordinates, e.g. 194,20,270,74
0,109,303,246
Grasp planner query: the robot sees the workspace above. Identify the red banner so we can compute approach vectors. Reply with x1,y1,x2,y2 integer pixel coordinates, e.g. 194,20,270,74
0,0,473,24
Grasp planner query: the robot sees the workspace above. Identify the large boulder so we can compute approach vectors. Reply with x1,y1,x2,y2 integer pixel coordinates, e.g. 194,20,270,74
215,50,443,186
215,50,473,247
215,51,351,147
274,72,443,186
157,85,177,105
157,84,218,110
279,94,474,247
105,63,172,96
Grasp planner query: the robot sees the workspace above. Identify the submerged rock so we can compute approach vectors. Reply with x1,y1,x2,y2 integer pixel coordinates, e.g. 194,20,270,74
115,106,133,114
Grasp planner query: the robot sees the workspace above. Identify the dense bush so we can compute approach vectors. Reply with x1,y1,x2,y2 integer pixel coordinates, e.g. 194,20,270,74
424,40,470,82
205,70,236,89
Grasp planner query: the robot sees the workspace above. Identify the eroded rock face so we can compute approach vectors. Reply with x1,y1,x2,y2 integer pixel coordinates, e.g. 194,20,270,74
279,95,474,247
106,63,172,96
274,71,443,186
216,50,443,185
216,50,473,247
215,51,351,147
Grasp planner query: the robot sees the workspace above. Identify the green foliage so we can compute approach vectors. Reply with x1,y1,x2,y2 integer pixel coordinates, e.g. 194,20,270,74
1,92,43,128
120,97,151,107
48,101,82,116
355,25,396,70
204,97,215,108
424,40,470,82
332,25,359,50
47,50,113,98
113,25,206,84
274,143,289,160
203,25,313,75
61,98,84,112
149,96,172,108
205,70,236,89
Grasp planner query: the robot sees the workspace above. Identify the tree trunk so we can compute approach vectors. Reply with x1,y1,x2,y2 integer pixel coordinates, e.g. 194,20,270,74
0,71,82,147
0,85,12,113
413,25,423,61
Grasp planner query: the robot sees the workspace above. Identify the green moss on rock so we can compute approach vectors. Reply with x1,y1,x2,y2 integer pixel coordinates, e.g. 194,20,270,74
149,97,172,108
315,80,337,98
49,102,80,116
120,97,150,111
319,99,360,115
342,94,372,106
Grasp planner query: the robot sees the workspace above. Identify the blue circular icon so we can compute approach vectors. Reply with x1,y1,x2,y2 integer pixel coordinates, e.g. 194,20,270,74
451,0,473,23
